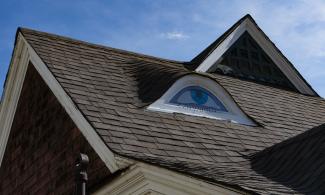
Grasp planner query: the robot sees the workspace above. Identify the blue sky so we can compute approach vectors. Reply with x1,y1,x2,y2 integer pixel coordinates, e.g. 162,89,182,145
1,0,325,97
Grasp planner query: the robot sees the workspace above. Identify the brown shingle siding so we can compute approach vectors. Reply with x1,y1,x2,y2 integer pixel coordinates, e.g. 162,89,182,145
0,64,110,194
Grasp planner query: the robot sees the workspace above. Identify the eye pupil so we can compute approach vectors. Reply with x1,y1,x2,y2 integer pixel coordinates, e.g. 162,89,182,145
191,89,208,105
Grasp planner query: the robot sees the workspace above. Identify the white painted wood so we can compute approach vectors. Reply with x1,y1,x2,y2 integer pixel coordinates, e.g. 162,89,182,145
0,35,29,166
147,74,256,126
0,33,119,173
195,18,316,96
244,20,315,95
93,162,245,195
196,20,248,73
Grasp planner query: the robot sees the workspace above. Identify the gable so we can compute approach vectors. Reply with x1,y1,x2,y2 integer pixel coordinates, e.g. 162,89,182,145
194,15,317,96
214,31,296,91
0,64,110,194
0,31,119,173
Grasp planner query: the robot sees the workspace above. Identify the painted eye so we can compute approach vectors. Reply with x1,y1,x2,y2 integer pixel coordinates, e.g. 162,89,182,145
169,86,228,112
191,89,208,105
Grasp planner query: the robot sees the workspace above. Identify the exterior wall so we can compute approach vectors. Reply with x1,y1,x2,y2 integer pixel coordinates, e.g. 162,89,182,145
0,64,111,194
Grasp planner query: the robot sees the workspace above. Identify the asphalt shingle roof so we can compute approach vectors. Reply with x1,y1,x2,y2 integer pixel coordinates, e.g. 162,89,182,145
19,26,325,194
252,123,325,194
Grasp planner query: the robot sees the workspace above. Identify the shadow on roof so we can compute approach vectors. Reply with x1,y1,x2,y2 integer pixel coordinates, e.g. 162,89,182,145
251,123,325,194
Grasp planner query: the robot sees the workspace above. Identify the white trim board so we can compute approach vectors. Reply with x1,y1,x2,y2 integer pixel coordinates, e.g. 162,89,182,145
94,162,246,195
0,34,29,167
0,33,119,173
195,17,316,96
148,74,256,126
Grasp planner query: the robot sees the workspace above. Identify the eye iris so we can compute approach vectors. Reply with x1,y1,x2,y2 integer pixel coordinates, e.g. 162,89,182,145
191,89,208,105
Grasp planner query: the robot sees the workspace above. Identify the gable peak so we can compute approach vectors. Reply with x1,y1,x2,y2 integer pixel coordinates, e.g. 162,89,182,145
192,14,318,96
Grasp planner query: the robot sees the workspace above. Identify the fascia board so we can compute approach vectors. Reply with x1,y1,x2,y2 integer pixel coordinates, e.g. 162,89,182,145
0,33,120,173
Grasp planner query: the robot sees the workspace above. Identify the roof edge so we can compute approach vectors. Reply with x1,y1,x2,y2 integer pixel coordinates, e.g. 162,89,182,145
189,14,250,66
18,27,186,65
100,154,256,195
0,31,121,173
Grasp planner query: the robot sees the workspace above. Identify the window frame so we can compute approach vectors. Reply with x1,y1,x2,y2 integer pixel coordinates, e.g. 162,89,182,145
147,75,256,126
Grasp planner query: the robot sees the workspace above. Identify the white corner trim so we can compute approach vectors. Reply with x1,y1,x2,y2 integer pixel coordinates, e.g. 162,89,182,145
115,155,136,169
147,75,256,126
195,18,315,96
244,20,314,95
94,162,245,195
0,33,120,173
23,35,119,172
0,35,29,166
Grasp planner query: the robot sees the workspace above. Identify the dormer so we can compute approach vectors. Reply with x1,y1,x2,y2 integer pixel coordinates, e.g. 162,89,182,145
148,74,256,126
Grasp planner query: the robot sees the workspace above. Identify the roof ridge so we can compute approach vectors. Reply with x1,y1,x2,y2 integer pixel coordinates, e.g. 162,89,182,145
18,27,186,65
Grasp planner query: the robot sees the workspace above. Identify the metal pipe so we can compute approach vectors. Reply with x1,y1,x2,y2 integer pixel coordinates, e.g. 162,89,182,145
75,153,89,195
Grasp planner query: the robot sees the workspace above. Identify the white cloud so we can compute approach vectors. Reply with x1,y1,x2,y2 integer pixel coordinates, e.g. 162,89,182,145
160,31,189,40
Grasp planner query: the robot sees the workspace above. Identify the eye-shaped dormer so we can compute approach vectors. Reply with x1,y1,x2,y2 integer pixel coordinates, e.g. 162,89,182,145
148,74,256,126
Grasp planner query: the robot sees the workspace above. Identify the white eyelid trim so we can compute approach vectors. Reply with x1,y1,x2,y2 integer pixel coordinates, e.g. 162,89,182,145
147,75,256,126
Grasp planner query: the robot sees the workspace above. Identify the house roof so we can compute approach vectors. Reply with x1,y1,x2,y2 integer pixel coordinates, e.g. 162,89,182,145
251,123,325,194
18,25,325,194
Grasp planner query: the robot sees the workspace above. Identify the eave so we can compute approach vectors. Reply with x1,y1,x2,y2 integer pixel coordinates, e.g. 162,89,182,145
0,31,119,173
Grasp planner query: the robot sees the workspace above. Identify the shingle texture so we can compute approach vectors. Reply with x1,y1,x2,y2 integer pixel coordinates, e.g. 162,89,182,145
20,26,325,194
252,123,325,194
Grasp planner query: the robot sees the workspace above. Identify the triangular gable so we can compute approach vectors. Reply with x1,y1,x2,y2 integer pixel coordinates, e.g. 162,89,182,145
194,15,317,96
0,30,119,172
0,63,112,193
215,31,296,90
